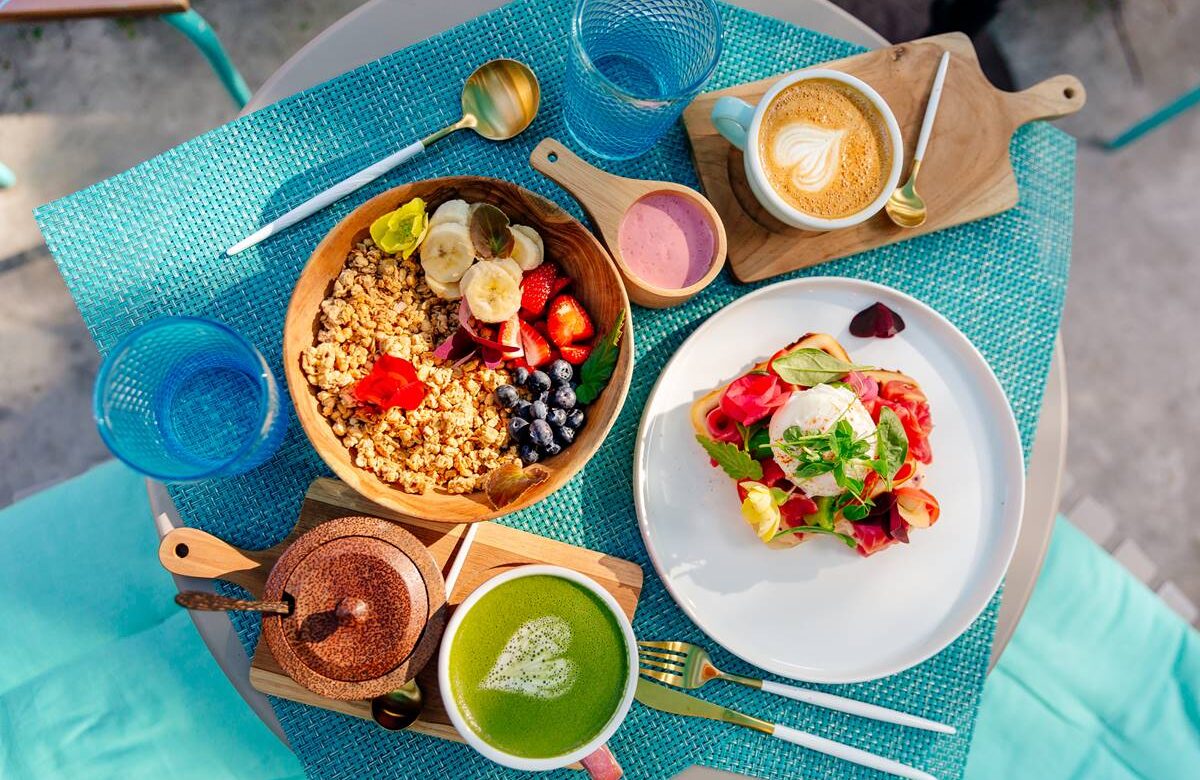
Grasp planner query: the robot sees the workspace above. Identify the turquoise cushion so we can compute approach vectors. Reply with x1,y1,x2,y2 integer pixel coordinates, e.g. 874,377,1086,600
966,517,1200,780
0,461,303,780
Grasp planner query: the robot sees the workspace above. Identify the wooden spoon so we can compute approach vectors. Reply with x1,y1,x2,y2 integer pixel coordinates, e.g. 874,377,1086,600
530,137,727,308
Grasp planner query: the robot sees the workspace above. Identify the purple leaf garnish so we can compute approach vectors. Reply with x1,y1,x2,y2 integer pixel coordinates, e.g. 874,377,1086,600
850,302,906,339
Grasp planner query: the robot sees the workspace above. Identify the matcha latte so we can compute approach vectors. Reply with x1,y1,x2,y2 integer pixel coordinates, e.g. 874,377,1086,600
445,573,631,760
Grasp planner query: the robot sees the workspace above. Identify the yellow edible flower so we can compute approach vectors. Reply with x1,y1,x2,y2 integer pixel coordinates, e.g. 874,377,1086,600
740,481,781,542
369,197,429,258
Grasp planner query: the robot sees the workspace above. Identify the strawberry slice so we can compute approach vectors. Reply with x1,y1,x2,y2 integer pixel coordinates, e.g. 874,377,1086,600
520,263,559,317
497,315,524,361
519,319,553,368
546,294,595,347
550,275,572,297
559,343,593,365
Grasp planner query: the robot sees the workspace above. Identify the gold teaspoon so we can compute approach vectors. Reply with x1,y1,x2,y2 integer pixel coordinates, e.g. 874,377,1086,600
885,51,950,229
227,58,540,255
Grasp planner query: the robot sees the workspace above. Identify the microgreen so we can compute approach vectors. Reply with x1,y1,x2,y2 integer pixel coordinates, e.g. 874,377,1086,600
771,525,858,548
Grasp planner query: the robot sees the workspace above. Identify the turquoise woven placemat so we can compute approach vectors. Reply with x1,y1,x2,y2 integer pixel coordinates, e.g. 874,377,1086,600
35,1,1073,777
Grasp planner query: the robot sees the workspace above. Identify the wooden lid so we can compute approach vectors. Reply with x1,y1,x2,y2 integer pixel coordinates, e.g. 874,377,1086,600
261,516,446,700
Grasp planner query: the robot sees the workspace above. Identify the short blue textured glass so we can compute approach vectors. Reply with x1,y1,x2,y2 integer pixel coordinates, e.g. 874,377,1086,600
564,0,723,160
93,317,289,480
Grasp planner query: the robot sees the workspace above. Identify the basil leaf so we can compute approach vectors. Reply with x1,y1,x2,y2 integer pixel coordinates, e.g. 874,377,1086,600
770,348,873,387
695,435,763,481
875,407,909,479
771,525,858,549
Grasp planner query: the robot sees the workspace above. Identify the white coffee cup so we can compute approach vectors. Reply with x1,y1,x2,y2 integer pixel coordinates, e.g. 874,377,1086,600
711,68,904,231
439,565,638,777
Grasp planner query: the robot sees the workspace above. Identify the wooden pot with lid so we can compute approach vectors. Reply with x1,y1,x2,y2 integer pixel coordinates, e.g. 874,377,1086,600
160,516,446,700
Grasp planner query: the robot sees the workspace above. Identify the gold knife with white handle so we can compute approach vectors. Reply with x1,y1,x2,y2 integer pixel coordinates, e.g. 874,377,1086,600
635,679,936,780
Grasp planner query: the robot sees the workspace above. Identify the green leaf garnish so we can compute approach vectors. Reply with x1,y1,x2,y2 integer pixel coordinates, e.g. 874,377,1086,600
769,487,790,505
874,406,909,483
747,427,773,459
468,203,515,259
771,525,858,548
770,348,873,387
575,310,626,405
695,435,763,481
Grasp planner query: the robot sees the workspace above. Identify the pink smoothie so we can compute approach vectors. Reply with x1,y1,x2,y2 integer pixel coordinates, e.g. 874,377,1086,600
617,193,715,289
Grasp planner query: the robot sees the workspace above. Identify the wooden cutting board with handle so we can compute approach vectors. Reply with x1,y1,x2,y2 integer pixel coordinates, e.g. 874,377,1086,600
166,477,643,744
682,32,1085,282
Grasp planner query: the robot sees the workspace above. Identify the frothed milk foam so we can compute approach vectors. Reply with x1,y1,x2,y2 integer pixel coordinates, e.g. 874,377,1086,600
758,79,892,220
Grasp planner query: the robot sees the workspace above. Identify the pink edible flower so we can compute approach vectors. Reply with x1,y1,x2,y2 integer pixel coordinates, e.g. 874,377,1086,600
719,372,792,426
705,407,743,444
845,371,879,405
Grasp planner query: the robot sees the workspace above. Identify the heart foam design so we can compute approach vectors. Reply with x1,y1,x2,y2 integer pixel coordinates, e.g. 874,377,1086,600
481,615,577,700
771,122,847,193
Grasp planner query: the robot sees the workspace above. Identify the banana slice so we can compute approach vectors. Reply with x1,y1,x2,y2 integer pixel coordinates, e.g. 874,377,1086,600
509,225,544,271
460,257,522,295
463,260,522,323
420,222,475,283
430,199,470,227
424,274,462,300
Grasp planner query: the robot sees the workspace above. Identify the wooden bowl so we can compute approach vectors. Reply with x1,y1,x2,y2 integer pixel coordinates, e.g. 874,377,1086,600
283,177,634,524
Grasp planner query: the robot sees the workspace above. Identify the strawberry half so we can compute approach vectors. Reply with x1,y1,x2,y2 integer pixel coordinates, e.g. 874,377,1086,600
519,319,553,368
520,263,559,317
559,343,593,365
498,315,524,361
546,294,595,347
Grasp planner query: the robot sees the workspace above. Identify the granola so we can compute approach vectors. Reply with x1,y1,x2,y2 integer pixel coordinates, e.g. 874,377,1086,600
301,239,518,494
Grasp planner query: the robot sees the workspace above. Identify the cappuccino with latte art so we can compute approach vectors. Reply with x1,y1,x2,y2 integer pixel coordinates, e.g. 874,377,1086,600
758,79,893,220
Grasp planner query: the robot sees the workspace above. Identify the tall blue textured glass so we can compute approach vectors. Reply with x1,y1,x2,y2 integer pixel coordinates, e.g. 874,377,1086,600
564,0,723,160
93,317,289,480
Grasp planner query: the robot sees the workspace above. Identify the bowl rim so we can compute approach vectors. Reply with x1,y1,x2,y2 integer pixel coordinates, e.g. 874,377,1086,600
282,175,634,523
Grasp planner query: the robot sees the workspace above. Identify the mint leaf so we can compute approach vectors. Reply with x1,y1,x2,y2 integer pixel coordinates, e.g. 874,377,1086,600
770,348,873,387
575,310,626,405
771,525,858,548
695,435,763,481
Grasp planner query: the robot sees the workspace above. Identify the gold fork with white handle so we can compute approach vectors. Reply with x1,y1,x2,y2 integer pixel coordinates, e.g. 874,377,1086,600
639,641,955,735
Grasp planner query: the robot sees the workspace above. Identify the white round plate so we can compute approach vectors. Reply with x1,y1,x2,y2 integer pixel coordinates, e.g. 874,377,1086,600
634,277,1024,683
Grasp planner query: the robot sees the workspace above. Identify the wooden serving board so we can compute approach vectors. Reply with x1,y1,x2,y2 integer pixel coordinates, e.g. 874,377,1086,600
682,32,1085,283
241,478,644,744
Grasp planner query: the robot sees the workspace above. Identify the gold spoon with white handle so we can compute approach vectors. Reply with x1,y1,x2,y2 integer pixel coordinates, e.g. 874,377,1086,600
226,58,540,255
885,51,951,228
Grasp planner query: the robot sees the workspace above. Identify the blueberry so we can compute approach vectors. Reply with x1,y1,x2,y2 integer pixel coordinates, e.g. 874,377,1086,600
547,407,567,427
529,419,554,448
528,370,552,393
567,409,586,429
535,390,551,404
495,384,520,409
507,417,529,441
556,424,576,445
548,359,573,385
553,385,576,410
542,441,562,457
530,400,548,420
514,399,531,418
517,443,540,465
514,366,530,386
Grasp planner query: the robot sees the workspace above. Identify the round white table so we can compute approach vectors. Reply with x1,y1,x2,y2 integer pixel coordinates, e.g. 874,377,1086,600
153,0,1068,772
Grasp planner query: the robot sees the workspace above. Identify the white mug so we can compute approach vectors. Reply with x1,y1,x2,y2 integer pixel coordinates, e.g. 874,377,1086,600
439,565,639,777
711,68,904,231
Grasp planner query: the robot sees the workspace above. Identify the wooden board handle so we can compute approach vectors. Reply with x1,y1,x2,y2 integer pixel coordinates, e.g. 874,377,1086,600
158,527,268,593
529,138,629,232
1005,74,1086,128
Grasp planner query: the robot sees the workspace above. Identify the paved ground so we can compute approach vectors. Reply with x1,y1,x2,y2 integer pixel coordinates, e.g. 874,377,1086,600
1,0,1197,609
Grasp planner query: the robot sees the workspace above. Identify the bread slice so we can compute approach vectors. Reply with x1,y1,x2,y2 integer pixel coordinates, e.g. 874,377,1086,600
692,332,920,551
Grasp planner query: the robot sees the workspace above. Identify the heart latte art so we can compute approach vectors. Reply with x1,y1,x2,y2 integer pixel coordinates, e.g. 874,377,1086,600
481,615,577,699
771,123,848,193
759,78,892,220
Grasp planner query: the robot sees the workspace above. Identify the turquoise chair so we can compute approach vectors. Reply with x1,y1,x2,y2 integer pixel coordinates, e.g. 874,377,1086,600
1106,84,1200,150
0,2,250,189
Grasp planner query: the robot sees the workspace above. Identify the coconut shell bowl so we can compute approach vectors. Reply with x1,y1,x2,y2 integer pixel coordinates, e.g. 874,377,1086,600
283,176,634,524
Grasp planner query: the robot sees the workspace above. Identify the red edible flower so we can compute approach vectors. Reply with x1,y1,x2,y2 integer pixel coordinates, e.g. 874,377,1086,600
719,372,793,426
705,407,743,444
351,355,427,411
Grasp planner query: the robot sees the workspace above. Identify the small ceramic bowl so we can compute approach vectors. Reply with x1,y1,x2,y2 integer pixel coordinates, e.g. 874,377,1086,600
283,176,634,524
